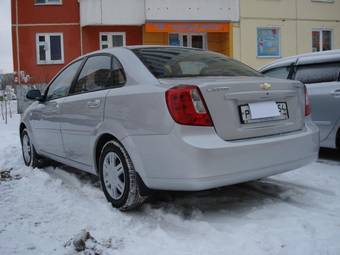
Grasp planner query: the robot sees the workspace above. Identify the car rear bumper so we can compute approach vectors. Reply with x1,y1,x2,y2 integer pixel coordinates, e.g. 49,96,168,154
125,118,319,191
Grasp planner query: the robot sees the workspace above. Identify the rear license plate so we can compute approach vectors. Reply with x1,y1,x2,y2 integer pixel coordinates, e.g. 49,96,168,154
239,102,289,124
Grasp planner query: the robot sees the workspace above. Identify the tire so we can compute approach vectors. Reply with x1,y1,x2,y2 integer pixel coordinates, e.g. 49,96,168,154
21,129,41,168
98,140,146,211
336,129,340,151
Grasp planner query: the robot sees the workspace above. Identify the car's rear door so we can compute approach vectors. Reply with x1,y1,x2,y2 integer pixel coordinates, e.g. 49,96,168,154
294,61,340,142
60,54,124,167
31,60,83,157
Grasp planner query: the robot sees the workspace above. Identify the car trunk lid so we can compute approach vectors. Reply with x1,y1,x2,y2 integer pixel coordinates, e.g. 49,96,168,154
159,76,305,140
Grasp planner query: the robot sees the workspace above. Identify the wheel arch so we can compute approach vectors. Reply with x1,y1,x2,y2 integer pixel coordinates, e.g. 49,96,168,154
94,133,150,192
93,133,147,176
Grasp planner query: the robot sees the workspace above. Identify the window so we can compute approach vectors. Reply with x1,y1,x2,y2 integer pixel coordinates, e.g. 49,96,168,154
294,62,340,84
132,47,262,78
35,0,62,5
263,66,291,79
311,0,335,3
36,33,64,64
46,60,82,100
312,29,332,52
71,55,123,94
100,32,126,49
257,27,280,58
168,33,207,49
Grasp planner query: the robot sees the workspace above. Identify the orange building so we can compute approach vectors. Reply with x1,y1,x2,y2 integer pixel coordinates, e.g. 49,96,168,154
143,22,233,56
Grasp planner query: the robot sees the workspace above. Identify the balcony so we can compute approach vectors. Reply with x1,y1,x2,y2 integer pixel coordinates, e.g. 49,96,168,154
145,0,239,22
79,0,239,27
79,0,145,27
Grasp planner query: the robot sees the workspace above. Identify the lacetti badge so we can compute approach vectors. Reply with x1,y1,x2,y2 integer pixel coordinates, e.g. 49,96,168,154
260,83,272,90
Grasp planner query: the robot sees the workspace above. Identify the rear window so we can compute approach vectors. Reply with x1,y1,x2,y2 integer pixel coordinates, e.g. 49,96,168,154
294,62,340,84
262,66,290,79
132,47,262,78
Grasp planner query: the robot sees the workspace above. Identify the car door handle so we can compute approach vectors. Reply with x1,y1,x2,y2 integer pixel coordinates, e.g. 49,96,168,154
331,90,340,97
87,99,101,108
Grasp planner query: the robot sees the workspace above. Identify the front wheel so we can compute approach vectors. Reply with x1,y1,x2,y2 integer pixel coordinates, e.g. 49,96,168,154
21,129,41,168
99,140,146,211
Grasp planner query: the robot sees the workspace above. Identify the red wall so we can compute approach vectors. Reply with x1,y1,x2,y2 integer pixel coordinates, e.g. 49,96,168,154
11,1,143,84
11,0,80,84
82,26,143,54
12,25,81,84
11,0,79,24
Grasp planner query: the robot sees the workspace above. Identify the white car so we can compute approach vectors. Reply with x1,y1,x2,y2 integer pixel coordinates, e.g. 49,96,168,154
20,46,319,210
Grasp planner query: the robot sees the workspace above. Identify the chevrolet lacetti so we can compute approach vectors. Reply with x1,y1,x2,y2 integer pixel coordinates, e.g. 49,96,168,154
20,46,319,210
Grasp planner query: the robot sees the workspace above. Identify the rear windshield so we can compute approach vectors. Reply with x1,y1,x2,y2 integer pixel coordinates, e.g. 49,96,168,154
132,47,262,79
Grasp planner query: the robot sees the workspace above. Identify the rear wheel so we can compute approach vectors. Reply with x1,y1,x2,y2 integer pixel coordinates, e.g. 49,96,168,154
99,140,146,211
21,129,41,168
336,129,340,151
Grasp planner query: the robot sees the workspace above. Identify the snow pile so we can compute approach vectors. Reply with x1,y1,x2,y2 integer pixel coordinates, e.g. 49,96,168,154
0,104,340,255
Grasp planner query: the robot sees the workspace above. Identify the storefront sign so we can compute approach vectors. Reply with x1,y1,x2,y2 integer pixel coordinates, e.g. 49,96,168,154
257,27,280,57
145,22,229,33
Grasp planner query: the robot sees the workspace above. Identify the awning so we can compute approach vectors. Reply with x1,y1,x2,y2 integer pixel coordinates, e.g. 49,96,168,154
145,22,229,33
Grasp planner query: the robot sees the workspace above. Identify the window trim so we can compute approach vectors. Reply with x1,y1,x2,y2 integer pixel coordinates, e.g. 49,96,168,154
256,27,281,58
99,32,126,50
36,33,64,65
44,58,85,101
168,33,208,50
34,0,63,6
312,28,333,52
68,53,127,97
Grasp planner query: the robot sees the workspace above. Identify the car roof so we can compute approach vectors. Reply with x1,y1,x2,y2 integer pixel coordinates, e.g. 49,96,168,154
260,49,340,72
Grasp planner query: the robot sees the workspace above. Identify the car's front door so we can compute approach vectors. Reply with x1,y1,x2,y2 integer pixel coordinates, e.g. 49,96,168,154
294,62,340,142
60,54,120,167
31,60,83,157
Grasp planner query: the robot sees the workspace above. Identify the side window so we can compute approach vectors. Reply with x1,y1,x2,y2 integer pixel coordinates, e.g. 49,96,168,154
263,66,290,79
46,60,82,100
71,55,112,94
294,62,340,84
71,55,125,94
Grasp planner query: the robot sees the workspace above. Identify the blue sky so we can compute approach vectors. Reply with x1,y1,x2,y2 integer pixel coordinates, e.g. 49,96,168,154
0,0,13,74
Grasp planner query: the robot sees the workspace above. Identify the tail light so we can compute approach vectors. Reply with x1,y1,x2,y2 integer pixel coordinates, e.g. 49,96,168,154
165,85,213,126
304,85,311,116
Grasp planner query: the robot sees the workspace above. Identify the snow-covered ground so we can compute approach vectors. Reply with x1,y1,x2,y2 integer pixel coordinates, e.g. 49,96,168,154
1,103,340,255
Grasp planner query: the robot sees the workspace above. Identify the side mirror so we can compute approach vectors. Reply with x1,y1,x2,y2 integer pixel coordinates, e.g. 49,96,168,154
26,89,43,101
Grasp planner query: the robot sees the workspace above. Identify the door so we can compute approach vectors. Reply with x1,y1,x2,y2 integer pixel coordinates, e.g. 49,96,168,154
294,62,340,141
31,60,83,157
60,54,123,166
169,33,207,49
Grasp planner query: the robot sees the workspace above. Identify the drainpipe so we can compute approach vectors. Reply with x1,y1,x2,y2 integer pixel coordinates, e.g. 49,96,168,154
295,0,298,55
15,0,21,85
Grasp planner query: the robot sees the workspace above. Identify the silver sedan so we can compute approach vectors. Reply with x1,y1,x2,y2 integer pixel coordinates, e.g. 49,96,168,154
20,46,319,210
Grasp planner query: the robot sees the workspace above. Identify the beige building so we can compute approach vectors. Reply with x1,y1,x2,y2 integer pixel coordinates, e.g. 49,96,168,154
233,0,340,69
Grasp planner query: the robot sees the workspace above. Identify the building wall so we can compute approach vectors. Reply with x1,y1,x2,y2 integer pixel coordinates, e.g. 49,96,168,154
11,0,80,84
82,26,143,54
13,25,81,84
12,0,79,24
235,0,340,69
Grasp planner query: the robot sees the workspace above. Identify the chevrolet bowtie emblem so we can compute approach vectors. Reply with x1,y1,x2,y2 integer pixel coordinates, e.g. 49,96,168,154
260,83,272,90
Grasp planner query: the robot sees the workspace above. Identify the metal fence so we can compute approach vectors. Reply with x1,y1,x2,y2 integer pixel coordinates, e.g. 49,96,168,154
16,84,47,114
